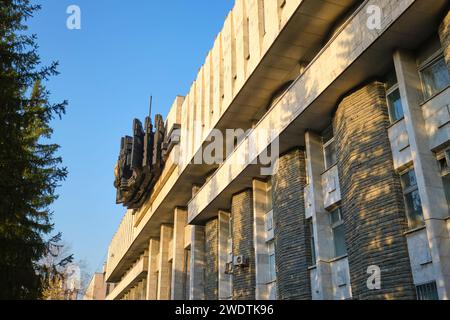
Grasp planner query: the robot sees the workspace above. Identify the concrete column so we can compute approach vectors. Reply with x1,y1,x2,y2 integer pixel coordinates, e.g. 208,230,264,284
305,131,334,300
171,208,188,300
394,50,450,299
253,179,270,300
272,148,311,300
218,211,232,300
146,238,160,300
189,225,206,300
157,224,173,300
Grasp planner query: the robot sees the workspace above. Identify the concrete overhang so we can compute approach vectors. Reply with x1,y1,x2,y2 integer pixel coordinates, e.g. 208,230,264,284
106,254,148,300
187,0,449,225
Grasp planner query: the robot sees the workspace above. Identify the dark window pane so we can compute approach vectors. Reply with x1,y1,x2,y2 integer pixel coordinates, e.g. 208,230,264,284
401,170,418,189
333,224,347,257
330,208,342,225
421,57,450,100
405,190,424,229
387,88,404,122
269,250,276,282
416,282,439,300
308,219,316,266
322,125,334,144
442,175,450,214
324,140,337,169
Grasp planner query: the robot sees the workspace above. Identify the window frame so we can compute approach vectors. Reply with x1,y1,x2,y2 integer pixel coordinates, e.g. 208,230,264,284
267,241,276,284
418,50,450,101
323,137,337,171
308,218,316,267
400,167,425,229
436,149,450,177
329,207,347,258
416,281,439,300
386,83,404,124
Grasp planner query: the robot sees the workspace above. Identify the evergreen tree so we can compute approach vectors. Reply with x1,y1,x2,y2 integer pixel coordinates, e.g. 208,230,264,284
0,0,67,299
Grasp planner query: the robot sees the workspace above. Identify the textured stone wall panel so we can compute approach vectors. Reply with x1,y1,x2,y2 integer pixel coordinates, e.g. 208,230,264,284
205,219,219,300
333,82,416,300
231,190,256,300
273,149,311,300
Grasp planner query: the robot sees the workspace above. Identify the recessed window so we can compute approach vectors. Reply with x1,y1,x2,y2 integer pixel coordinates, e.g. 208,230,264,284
324,140,337,170
267,242,276,283
386,85,404,123
419,55,450,100
266,211,273,232
322,125,337,170
437,150,450,214
400,169,424,229
416,282,439,300
269,253,276,282
308,218,316,266
329,207,347,258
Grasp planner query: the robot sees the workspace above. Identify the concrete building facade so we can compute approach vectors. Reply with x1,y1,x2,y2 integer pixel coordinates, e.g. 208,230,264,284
102,0,450,300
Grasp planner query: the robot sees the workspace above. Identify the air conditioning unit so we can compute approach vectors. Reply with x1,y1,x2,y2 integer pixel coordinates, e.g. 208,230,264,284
233,255,248,267
225,262,234,275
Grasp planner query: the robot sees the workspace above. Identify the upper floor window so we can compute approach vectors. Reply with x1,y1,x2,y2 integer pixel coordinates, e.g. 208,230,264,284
307,218,316,266
436,149,450,214
400,168,424,229
268,241,276,283
416,282,439,300
386,71,404,123
387,86,404,123
322,125,337,170
329,207,347,258
266,210,273,232
419,54,450,100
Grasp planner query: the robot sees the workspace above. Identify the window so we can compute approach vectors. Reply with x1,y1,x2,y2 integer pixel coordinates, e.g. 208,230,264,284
308,219,316,266
329,207,347,258
400,169,424,229
266,211,273,232
419,55,450,100
386,85,404,123
416,282,439,300
267,242,276,283
322,125,337,170
269,253,276,283
437,150,450,214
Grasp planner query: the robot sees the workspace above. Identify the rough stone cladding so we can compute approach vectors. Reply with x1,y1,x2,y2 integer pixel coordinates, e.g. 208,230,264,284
333,81,416,300
272,148,312,300
205,218,219,300
231,189,256,300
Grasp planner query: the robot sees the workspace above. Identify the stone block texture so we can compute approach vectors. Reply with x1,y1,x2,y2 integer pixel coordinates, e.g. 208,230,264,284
205,218,219,300
439,9,450,73
333,81,416,300
272,148,311,300
231,189,256,300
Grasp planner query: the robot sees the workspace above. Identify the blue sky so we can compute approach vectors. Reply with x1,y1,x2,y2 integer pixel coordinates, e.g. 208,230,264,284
28,0,235,275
